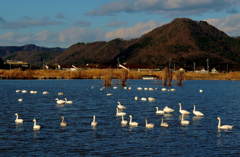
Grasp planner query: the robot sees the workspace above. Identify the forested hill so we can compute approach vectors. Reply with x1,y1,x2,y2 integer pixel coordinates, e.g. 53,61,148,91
2,18,240,70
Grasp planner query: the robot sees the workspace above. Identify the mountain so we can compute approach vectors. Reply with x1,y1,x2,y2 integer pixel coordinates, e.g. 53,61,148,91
2,18,240,70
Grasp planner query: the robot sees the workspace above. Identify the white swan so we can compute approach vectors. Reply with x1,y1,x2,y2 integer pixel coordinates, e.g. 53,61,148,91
148,97,156,101
155,88,158,90
65,98,73,104
162,88,167,91
60,116,68,127
193,104,204,116
171,88,175,91
113,86,118,89
179,103,190,115
199,89,203,93
137,87,142,90
91,115,98,126
217,117,233,129
91,85,94,89
141,97,147,101
129,115,138,126
100,87,105,91
22,90,27,93
43,91,49,94
55,98,65,104
134,96,138,101
161,117,169,127
156,107,165,114
121,115,128,125
181,114,190,125
16,90,21,93
58,92,64,95
117,102,126,110
116,108,126,117
15,113,23,123
33,119,41,130
107,93,112,96
163,106,174,113
30,90,37,94
145,118,155,128
18,98,23,102
128,87,132,90
124,87,127,89
149,88,154,91
144,88,148,90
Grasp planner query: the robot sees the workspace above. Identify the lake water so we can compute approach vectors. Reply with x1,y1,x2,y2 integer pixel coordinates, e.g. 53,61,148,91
1,79,240,156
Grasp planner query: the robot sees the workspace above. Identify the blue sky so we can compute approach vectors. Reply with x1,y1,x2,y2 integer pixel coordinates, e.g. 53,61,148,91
1,0,240,48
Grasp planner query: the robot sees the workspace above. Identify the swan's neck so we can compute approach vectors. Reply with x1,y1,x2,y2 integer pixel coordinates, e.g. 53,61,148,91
156,107,159,111
34,120,36,126
130,116,132,123
16,114,18,120
145,119,148,125
116,109,119,113
161,118,164,123
218,118,221,127
122,116,124,121
93,116,95,122
179,104,182,111
193,104,196,112
62,117,64,123
181,115,184,121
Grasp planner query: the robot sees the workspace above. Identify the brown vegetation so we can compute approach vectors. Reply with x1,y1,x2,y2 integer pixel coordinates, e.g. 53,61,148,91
0,69,240,82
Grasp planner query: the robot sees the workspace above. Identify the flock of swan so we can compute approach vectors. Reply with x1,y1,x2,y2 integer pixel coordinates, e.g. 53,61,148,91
15,89,73,130
14,86,233,131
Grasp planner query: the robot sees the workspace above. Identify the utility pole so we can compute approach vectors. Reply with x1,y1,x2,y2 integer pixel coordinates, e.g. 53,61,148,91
194,62,195,72
206,58,209,72
169,58,171,70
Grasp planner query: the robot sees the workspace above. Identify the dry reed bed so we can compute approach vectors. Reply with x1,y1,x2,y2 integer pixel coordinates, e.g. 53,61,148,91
0,69,240,80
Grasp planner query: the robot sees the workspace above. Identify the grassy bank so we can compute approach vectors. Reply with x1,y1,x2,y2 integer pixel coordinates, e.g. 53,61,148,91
0,69,239,80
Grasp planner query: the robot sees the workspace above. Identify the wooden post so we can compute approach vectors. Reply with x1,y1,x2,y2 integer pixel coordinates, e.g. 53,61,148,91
162,67,168,86
121,69,128,86
104,69,113,86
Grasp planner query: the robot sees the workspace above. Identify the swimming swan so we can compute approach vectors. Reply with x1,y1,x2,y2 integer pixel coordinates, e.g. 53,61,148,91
15,113,23,123
179,103,190,115
117,102,126,110
91,115,97,126
121,115,128,125
116,108,126,117
181,114,190,125
43,91,49,94
145,118,155,128
135,96,138,101
60,116,68,127
193,104,204,116
65,98,73,104
161,117,169,127
129,115,138,126
156,107,165,114
163,106,174,113
217,117,233,129
55,98,65,104
148,97,156,101
18,99,23,102
33,119,41,130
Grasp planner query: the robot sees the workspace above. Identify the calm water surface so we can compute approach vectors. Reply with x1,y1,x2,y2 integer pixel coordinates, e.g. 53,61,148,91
0,79,240,156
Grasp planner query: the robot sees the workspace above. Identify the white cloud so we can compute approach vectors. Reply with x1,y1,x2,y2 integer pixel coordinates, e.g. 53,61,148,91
73,21,91,27
85,0,240,16
105,20,163,39
107,21,127,27
0,18,63,29
204,14,240,36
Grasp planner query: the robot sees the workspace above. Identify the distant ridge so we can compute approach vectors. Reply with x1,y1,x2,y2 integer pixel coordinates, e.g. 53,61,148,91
2,18,240,70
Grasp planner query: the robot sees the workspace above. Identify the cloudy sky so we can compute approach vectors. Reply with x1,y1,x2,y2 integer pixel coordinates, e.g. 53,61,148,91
1,0,240,48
